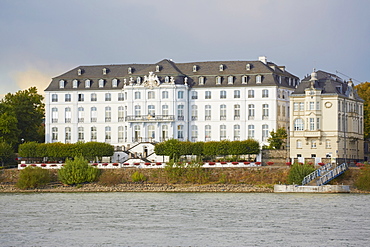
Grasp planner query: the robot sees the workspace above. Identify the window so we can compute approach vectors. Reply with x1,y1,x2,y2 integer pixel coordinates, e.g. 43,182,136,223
248,125,255,138
91,107,97,122
78,127,84,141
293,102,299,111
78,107,84,123
296,140,302,149
162,105,169,116
310,102,314,110
165,76,170,83
248,104,255,119
242,76,248,84
220,90,226,99
192,91,198,99
326,139,331,149
85,79,90,88
52,107,58,123
317,118,320,130
216,76,222,85
162,91,169,99
246,64,251,70
135,91,141,99
105,106,111,122
178,91,184,99
177,125,184,139
193,65,197,72
177,105,184,120
105,93,111,101
118,106,124,122
234,90,240,98
262,104,269,119
91,93,97,101
262,124,269,141
118,93,124,101
128,67,132,74
191,125,198,140
248,90,254,98
162,125,168,141
234,125,240,140
118,126,124,143
234,104,240,120
73,79,78,88
59,80,65,88
205,105,211,120
256,75,262,83
78,94,84,102
65,94,71,102
156,65,160,72
299,102,304,111
199,76,204,85
220,104,226,120
294,118,304,131
228,76,233,84
262,89,269,98
99,79,104,88
112,78,118,88
137,77,141,84
205,91,211,99
282,106,286,117
148,125,155,139
219,64,224,71
65,127,71,142
205,125,211,140
65,107,71,123
310,118,315,130
316,102,320,110
148,91,155,99
90,127,97,141
191,105,198,120
103,68,107,75
52,94,58,102
311,140,316,148
134,125,141,141
134,105,141,117
220,125,226,140
52,127,58,141
148,105,155,116
105,126,111,142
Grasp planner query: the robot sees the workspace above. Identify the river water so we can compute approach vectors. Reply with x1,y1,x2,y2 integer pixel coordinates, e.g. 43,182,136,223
0,192,369,247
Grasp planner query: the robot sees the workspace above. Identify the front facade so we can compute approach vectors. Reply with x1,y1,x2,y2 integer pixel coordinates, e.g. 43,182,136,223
45,56,299,149
289,70,364,163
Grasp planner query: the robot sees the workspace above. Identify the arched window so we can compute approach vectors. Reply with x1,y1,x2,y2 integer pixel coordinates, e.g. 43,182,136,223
73,79,78,88
228,76,233,84
148,125,155,139
234,124,240,140
205,125,211,140
162,125,168,140
220,125,226,140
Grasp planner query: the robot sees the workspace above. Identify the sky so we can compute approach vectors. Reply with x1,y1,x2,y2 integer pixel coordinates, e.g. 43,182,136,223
0,0,369,98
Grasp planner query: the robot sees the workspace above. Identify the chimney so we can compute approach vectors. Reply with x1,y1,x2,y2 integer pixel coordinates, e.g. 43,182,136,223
258,56,267,64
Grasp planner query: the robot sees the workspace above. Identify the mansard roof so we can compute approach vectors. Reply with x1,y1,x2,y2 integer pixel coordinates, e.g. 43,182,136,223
45,58,299,91
292,70,363,101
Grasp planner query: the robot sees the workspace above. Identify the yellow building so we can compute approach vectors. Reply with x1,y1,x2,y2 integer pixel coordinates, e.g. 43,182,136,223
289,70,364,164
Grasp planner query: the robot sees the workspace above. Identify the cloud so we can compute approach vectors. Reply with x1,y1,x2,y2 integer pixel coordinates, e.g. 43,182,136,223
11,68,53,96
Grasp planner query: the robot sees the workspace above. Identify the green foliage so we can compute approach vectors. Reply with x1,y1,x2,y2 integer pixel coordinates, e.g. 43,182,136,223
58,156,100,185
0,103,19,148
287,163,316,184
98,170,124,186
131,171,148,182
16,166,51,189
355,165,370,191
184,162,210,183
354,82,370,139
18,141,39,160
267,128,287,149
0,141,15,167
154,139,181,160
164,161,185,183
81,142,114,161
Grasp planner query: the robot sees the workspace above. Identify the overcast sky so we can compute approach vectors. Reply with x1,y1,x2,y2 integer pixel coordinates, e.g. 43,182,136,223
0,0,369,98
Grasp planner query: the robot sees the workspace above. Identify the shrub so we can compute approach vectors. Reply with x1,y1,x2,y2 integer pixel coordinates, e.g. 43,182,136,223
58,156,100,185
16,166,51,189
355,164,370,191
287,163,316,184
131,171,148,182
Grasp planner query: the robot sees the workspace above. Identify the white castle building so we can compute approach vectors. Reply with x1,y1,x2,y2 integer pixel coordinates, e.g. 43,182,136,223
45,56,299,152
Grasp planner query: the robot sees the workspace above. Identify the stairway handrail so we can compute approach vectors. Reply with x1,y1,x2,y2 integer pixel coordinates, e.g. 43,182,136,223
302,163,331,185
316,163,348,186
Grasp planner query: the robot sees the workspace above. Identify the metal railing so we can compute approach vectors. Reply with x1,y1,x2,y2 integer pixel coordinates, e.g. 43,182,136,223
125,115,175,122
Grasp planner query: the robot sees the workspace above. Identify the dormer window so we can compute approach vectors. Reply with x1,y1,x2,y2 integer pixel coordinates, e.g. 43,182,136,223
216,76,222,85
193,65,197,72
137,77,141,84
199,76,204,85
77,69,82,75
156,65,160,72
246,64,251,70
85,79,91,88
242,76,248,84
103,68,107,75
128,67,132,74
228,76,234,85
112,79,118,88
73,79,78,88
256,75,262,84
219,64,224,71
99,79,105,88
59,80,65,88
165,76,169,83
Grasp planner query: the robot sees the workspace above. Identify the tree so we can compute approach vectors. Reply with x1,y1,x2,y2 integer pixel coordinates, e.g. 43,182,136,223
58,156,100,185
0,104,19,148
287,163,316,184
0,141,15,167
267,128,287,149
1,87,45,146
354,82,370,139
18,141,39,163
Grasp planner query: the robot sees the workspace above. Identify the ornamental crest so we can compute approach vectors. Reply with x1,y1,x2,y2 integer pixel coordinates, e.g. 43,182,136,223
143,72,160,88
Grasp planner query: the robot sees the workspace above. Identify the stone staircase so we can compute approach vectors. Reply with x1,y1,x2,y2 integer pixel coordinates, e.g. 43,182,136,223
302,163,348,186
